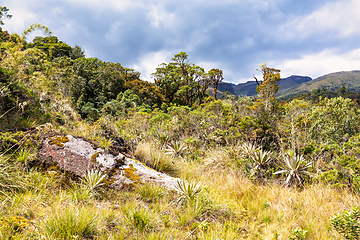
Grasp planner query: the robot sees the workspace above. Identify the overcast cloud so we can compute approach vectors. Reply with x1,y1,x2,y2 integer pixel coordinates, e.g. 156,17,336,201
3,0,360,83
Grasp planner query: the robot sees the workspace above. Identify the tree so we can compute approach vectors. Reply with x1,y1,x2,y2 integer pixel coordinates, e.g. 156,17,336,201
254,63,281,112
70,44,85,60
208,68,224,100
70,57,139,119
248,64,281,148
0,6,12,26
124,79,165,108
152,52,209,106
26,36,72,60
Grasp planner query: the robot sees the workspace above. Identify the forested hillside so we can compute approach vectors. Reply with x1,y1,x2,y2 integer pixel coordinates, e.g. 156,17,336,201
1,7,360,239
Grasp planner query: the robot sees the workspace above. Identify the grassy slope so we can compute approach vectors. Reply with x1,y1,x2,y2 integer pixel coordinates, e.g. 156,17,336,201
0,141,356,239
278,70,360,98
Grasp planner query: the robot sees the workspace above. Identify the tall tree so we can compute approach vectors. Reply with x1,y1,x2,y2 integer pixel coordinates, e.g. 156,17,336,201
208,68,224,100
254,63,281,112
249,63,281,148
152,52,208,106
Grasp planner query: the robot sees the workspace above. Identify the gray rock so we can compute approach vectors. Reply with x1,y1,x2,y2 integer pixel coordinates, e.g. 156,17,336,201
39,134,180,190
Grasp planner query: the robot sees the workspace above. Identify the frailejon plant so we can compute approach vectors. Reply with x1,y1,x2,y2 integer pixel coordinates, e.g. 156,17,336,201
174,179,203,203
15,147,35,167
289,227,308,240
331,207,360,240
239,142,257,159
273,150,312,187
97,137,114,153
249,149,272,179
80,169,107,195
165,141,188,159
250,149,272,166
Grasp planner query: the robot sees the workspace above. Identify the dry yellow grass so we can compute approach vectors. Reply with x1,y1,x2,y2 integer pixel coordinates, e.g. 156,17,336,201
175,147,359,239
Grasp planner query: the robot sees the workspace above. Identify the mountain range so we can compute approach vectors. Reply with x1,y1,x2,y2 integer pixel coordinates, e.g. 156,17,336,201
218,70,360,98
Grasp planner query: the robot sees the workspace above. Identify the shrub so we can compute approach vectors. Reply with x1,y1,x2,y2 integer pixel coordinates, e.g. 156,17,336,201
331,207,360,239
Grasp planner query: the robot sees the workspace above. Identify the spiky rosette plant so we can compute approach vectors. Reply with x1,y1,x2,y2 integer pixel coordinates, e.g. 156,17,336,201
274,150,313,187
165,141,188,159
80,169,107,195
174,180,203,203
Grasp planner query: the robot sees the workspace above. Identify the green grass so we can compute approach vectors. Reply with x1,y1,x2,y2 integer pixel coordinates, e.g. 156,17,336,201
43,206,100,239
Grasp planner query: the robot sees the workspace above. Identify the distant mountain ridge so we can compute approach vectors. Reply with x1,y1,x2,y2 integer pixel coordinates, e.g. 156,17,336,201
278,70,360,98
219,75,312,97
219,70,360,98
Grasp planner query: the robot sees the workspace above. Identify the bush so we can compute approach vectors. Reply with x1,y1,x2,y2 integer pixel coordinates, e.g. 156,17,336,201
331,207,360,239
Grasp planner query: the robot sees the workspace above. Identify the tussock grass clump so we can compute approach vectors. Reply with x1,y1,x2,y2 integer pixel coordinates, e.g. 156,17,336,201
0,155,28,195
136,183,166,203
122,203,158,233
43,206,100,239
135,141,179,176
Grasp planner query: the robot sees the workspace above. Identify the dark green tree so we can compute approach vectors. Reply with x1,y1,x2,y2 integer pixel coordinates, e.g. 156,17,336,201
70,57,139,119
70,44,85,60
248,64,282,148
254,63,281,112
26,36,72,60
152,52,208,106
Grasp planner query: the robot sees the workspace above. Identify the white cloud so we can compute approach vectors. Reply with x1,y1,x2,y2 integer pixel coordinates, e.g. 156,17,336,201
147,5,174,28
280,0,360,40
130,50,173,82
61,0,137,11
4,8,38,34
274,48,360,78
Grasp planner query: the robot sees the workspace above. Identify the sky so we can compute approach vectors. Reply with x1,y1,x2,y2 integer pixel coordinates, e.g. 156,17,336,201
3,0,360,84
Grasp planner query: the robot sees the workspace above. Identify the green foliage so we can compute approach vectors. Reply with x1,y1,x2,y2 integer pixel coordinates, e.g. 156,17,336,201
69,44,85,60
124,79,165,108
26,36,72,60
80,169,107,195
117,89,142,108
14,147,35,166
43,207,99,239
152,52,216,106
21,23,52,40
174,179,203,203
274,150,312,187
309,97,360,143
254,63,281,112
101,100,123,116
0,6,12,26
70,57,140,119
208,68,224,100
149,113,170,124
289,228,308,240
331,207,360,240
0,155,28,195
136,183,165,203
122,205,157,232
